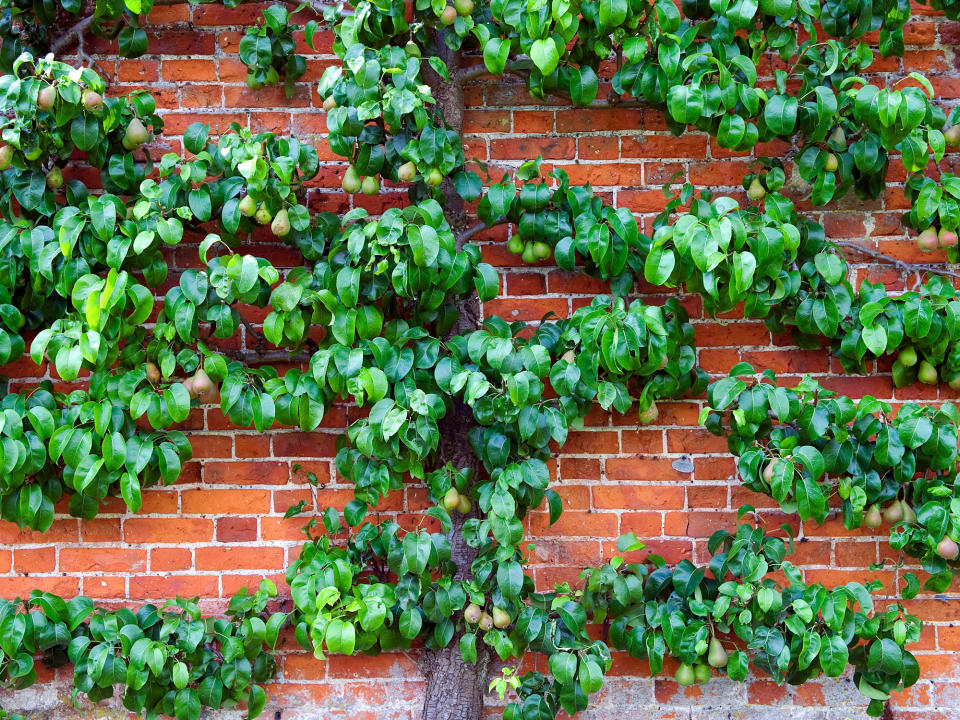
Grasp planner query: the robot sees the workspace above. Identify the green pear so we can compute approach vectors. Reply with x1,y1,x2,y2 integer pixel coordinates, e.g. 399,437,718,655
36,86,56,110
707,638,728,668
918,360,938,385
45,166,63,189
675,663,695,686
342,166,362,193
397,161,417,183
442,488,459,511
239,195,257,217
254,203,273,225
82,90,103,111
271,208,291,237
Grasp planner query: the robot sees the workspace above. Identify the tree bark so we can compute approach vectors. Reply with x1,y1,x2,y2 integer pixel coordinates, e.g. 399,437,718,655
418,30,491,720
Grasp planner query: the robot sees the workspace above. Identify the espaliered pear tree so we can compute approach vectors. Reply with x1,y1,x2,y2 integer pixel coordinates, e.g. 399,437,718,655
0,0,958,719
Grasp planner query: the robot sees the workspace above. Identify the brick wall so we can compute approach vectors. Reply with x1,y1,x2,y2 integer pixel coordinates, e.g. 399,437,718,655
2,3,960,718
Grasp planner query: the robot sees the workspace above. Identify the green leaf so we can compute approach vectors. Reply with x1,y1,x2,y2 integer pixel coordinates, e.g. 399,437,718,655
530,38,560,76
819,635,849,677
174,688,201,720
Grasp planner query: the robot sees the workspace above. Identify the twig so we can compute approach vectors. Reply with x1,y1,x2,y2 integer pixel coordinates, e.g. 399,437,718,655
456,221,494,243
49,16,94,55
237,312,268,354
835,240,960,283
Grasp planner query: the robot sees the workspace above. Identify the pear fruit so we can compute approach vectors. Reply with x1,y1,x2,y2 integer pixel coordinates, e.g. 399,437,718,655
507,236,524,254
638,402,659,425
491,607,510,628
454,0,474,14
82,90,103,111
0,145,11,170
342,165,362,194
145,362,161,383
457,494,472,514
883,501,904,524
864,504,882,528
917,227,939,252
521,242,537,264
762,461,776,483
397,161,417,183
897,346,918,367
238,195,257,217
823,153,839,172
693,664,710,684
464,603,483,624
254,203,273,225
425,168,443,187
675,663,695,686
440,5,457,24
361,175,380,195
901,501,917,525
533,241,551,260
937,537,959,560
747,177,766,201
37,86,56,110
945,125,960,147
949,373,960,391
443,487,460,511
918,360,938,385
322,96,337,112
191,369,214,396
939,228,958,248
708,638,728,668
124,117,149,148
828,126,847,148
478,612,494,630
271,208,291,237
45,166,63,189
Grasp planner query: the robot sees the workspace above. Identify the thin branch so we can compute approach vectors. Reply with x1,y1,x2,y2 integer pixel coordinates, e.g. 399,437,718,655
835,240,960,283
456,221,495,243
49,16,94,55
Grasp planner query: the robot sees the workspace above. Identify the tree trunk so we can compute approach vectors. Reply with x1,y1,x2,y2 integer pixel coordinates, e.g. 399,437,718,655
418,31,491,720
421,637,491,720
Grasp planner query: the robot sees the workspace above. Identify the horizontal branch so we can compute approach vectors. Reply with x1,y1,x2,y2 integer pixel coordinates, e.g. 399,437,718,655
835,240,960,283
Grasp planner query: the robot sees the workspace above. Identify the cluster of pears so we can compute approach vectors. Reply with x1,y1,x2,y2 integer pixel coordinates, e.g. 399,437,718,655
439,0,473,25
441,486,472,515
914,127,960,251
239,194,290,236
863,497,959,560
340,163,442,195
506,235,551,264
463,600,510,631
894,346,960,388
146,362,216,399
675,637,728,686
916,225,958,252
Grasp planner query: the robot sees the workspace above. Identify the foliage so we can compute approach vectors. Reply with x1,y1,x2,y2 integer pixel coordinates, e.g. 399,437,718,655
0,378,192,530
0,580,285,720
0,0,959,717
703,364,960,592
286,519,920,719
239,5,307,98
